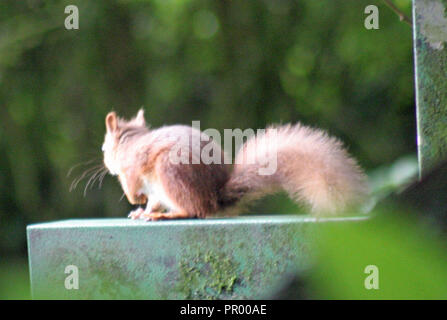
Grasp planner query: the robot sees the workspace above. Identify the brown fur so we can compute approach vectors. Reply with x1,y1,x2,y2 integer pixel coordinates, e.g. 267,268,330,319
102,110,368,220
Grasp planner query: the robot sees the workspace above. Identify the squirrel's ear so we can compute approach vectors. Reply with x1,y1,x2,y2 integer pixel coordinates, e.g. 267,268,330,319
135,108,145,126
105,112,118,132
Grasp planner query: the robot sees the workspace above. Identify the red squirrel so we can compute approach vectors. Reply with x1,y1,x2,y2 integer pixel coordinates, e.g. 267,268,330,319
102,109,368,221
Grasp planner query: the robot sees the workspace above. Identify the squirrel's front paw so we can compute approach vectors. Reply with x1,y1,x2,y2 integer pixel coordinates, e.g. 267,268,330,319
128,207,144,220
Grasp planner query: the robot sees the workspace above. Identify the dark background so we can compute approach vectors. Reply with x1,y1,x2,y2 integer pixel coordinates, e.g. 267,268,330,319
0,0,416,298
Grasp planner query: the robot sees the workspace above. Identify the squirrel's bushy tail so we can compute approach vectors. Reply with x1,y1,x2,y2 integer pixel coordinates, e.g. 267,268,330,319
219,124,368,215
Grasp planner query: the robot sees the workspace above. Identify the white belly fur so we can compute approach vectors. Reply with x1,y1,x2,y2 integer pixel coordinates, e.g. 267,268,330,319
140,177,177,212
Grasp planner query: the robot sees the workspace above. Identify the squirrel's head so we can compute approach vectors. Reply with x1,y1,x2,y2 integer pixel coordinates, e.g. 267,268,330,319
102,109,146,175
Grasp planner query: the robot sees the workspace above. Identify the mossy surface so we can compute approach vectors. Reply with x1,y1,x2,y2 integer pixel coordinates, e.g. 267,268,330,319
27,217,344,299
414,0,447,175
171,221,313,299
177,250,238,299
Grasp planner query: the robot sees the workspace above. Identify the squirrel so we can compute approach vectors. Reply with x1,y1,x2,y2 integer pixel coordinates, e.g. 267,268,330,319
102,109,368,221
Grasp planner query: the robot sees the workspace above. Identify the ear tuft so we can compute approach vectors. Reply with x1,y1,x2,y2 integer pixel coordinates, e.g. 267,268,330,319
105,112,118,132
135,108,145,126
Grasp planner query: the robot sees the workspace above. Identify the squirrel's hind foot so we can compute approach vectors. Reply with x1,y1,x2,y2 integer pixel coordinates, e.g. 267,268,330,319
141,209,193,221
128,207,144,220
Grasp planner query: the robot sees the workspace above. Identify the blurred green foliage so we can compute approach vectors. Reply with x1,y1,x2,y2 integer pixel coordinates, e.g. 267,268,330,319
0,0,417,299
311,210,447,299
0,258,30,299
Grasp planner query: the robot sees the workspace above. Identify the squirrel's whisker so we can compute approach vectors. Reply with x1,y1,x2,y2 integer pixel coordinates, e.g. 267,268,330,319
70,164,104,192
83,167,105,196
67,158,101,178
89,166,107,190
98,169,109,189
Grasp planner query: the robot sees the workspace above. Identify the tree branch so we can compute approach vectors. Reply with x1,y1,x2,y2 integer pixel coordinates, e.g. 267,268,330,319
382,0,413,27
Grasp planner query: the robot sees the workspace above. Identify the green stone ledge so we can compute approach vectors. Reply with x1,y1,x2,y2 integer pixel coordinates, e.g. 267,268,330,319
27,215,365,299
413,0,447,175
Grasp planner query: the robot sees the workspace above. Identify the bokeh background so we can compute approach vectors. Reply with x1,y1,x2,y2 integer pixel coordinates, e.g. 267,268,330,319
0,0,420,299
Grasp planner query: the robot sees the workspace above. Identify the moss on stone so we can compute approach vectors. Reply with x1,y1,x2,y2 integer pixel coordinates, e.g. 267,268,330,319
415,0,447,174
177,249,239,299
